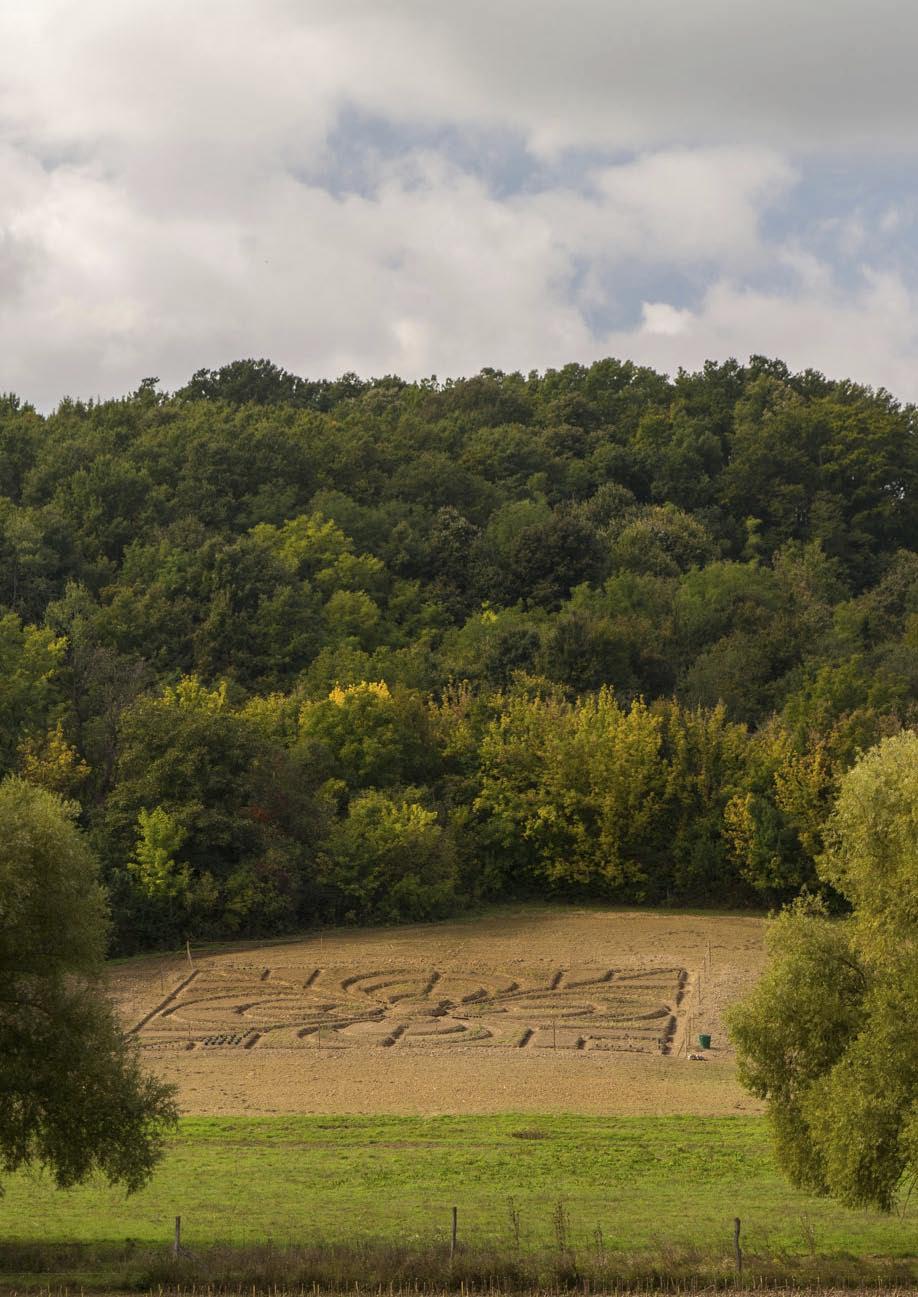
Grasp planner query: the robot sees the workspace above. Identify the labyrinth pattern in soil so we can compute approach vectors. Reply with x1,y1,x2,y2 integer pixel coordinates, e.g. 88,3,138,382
134,964,688,1055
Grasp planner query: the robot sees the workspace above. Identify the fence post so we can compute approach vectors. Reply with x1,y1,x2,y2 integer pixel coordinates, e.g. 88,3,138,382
186,939,194,970
173,1214,181,1258
450,1205,458,1259
733,1216,742,1277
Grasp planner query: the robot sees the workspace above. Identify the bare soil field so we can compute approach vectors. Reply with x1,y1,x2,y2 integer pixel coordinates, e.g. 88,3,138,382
108,905,767,1116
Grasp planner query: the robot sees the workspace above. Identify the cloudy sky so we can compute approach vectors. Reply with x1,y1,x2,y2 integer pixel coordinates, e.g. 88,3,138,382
3,0,918,408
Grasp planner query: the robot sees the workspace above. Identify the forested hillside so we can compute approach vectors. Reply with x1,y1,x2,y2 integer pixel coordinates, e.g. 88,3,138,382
2,355,916,951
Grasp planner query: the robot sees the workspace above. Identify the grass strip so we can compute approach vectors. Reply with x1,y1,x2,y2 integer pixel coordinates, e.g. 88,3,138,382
0,1115,914,1289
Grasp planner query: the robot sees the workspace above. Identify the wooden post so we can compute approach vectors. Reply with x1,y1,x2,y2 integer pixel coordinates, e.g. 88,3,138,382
173,1214,181,1258
733,1217,742,1276
450,1205,458,1259
186,939,194,970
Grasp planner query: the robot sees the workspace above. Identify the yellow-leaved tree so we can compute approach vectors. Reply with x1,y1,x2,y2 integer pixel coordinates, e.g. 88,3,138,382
476,685,664,894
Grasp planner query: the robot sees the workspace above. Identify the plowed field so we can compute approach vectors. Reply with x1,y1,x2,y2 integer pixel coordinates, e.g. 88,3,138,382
109,906,767,1116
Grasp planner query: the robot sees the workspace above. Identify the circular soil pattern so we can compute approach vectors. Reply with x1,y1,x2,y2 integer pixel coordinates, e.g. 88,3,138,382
135,963,686,1055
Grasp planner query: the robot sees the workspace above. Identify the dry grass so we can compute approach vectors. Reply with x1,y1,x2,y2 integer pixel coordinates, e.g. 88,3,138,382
1,1233,915,1294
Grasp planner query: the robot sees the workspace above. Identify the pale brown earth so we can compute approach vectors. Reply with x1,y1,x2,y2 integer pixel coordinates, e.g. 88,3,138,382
108,906,767,1116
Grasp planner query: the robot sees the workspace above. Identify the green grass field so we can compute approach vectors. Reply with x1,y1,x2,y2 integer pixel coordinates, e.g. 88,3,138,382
1,1114,915,1289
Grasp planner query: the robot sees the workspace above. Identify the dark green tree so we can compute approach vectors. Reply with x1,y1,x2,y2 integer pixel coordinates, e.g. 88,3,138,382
97,677,323,946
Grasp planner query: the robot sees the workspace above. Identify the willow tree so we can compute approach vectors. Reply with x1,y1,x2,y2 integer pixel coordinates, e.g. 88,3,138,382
0,777,177,1191
729,732,918,1210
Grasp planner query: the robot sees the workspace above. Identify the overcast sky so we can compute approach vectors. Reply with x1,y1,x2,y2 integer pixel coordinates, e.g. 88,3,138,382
3,0,918,409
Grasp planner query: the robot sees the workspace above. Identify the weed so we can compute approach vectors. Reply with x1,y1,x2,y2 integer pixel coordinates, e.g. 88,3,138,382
552,1200,571,1256
507,1198,521,1251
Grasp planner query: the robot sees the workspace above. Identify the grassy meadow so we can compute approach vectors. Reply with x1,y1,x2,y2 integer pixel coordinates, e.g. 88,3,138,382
1,1114,915,1290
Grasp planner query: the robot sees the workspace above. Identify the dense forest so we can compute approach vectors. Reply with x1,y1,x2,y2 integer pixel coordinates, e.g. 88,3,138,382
1,355,916,952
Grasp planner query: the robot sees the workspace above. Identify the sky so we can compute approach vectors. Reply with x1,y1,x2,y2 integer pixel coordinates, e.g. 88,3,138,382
3,0,918,409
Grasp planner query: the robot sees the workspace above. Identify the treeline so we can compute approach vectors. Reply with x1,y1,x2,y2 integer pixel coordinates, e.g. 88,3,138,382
1,355,916,950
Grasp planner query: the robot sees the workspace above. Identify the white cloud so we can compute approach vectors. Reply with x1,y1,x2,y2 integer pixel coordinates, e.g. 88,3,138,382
0,138,795,402
6,2,918,166
1,2,918,405
234,0,918,157
540,149,795,267
0,148,593,399
640,303,693,337
603,269,918,397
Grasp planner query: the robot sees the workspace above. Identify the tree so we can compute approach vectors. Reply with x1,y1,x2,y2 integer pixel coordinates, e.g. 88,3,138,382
0,612,66,775
319,789,457,923
657,701,750,900
128,806,192,903
729,731,918,1210
475,685,665,896
0,777,177,1191
609,504,717,578
98,677,323,946
503,511,603,609
19,719,90,797
176,358,318,407
298,681,438,791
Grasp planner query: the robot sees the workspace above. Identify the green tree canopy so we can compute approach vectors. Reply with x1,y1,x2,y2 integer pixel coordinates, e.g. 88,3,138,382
0,777,176,1191
2,353,917,945
320,789,457,924
729,731,918,1211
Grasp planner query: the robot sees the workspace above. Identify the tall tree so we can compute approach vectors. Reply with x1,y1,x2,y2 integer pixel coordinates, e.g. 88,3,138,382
0,778,177,1191
729,731,918,1210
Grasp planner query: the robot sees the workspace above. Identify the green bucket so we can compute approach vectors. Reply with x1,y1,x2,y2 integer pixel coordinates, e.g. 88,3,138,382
698,1033,712,1050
